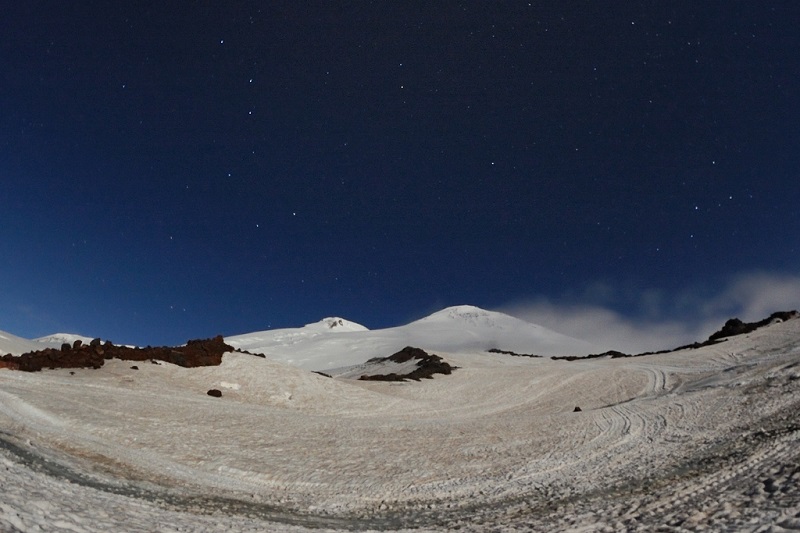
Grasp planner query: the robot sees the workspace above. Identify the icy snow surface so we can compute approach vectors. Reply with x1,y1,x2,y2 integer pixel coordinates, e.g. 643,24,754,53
2,308,800,531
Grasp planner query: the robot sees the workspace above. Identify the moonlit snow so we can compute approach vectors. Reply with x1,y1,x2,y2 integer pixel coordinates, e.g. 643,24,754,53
2,305,800,531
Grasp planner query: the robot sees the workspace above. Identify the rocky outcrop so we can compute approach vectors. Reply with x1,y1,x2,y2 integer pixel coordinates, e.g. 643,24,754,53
1,340,106,371
359,346,457,381
487,348,542,358
553,350,629,361
707,311,799,343
551,310,800,362
0,335,234,372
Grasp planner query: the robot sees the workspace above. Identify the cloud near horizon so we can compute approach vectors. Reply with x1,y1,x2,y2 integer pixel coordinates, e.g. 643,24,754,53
501,272,800,354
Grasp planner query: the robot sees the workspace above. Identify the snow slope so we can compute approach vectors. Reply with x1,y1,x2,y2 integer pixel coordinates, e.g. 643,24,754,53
1,315,799,531
0,331,98,356
404,304,599,354
0,330,53,356
227,305,600,371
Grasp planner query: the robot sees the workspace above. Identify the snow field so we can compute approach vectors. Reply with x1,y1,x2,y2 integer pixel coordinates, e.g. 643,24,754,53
0,315,799,530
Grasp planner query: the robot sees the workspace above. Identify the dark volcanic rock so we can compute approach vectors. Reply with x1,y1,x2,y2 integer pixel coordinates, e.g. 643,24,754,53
359,346,458,382
487,348,543,358
707,311,799,343
386,346,430,364
0,360,19,370
1,335,235,372
553,310,800,362
360,373,404,382
1,345,105,372
207,389,222,397
710,318,749,341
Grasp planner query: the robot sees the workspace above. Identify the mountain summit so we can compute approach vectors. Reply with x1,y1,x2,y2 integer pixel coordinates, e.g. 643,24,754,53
406,305,599,356
2,306,599,371
227,305,600,371
414,305,512,325
305,317,369,332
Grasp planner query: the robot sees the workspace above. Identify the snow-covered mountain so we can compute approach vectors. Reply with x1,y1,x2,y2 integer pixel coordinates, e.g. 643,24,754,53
2,305,600,371
403,305,600,355
227,317,367,349
2,308,799,531
0,331,96,356
226,305,601,371
32,333,96,347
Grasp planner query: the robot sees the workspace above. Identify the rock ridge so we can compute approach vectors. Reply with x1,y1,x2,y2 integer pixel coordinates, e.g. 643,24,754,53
0,335,234,372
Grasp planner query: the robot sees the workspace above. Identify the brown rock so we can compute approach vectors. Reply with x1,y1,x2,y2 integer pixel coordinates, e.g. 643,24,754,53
0,360,19,370
4,335,235,373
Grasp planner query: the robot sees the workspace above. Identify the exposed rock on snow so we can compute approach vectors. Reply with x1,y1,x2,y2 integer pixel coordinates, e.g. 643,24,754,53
2,308,800,531
1,335,235,371
708,310,799,342
319,317,368,331
487,348,543,358
548,311,800,362
356,346,457,381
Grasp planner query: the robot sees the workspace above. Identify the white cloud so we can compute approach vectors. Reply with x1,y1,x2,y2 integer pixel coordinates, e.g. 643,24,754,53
501,301,702,354
500,272,800,354
700,272,800,321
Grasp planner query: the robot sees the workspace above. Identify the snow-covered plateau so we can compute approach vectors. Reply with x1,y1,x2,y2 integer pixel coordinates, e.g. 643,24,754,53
2,305,800,531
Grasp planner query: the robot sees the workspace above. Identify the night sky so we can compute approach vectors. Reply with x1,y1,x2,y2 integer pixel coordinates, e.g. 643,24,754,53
2,2,799,346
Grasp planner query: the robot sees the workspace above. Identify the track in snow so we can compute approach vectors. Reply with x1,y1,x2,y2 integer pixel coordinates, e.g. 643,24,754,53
2,319,800,531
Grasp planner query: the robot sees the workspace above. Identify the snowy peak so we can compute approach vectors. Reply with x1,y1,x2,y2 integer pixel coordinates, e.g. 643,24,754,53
1,331,98,356
306,317,369,332
33,333,96,346
226,305,603,371
225,316,369,360
415,305,537,330
418,304,488,320
406,305,597,356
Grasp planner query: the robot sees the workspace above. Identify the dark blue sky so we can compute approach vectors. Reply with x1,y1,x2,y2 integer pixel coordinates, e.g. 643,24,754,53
2,2,799,345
